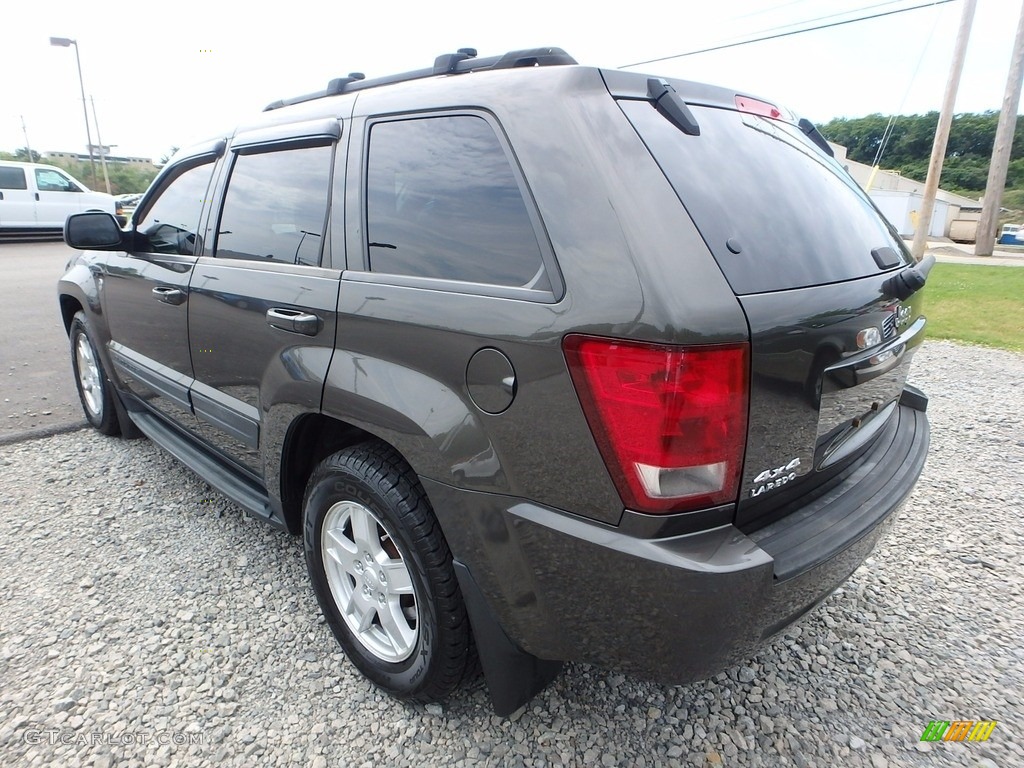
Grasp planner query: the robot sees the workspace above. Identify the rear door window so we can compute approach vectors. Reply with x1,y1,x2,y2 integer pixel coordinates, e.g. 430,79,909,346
618,101,913,295
364,114,550,292
215,145,332,266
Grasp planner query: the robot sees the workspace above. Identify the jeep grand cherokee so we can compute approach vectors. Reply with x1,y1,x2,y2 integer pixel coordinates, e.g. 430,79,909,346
58,47,930,715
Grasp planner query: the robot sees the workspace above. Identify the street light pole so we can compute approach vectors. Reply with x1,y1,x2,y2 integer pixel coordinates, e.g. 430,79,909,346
49,36,98,190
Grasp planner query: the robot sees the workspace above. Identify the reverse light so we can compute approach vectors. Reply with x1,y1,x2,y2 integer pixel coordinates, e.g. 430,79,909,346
563,335,749,514
735,95,782,120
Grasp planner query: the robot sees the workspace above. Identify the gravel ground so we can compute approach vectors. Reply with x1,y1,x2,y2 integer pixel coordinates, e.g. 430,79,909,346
0,340,1021,768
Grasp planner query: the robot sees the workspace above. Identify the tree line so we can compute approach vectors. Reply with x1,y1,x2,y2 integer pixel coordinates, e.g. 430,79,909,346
1,147,160,196
818,111,1024,197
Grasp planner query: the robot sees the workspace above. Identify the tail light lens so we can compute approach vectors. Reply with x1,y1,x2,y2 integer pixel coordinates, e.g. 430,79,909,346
563,335,749,514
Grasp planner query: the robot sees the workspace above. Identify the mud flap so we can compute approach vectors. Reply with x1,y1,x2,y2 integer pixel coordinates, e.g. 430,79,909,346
111,386,145,439
453,560,563,716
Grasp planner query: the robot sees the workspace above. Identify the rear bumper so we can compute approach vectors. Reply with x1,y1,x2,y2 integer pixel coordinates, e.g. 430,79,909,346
425,400,928,685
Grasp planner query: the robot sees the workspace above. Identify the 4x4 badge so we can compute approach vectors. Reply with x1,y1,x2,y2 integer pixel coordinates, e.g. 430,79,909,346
751,457,801,497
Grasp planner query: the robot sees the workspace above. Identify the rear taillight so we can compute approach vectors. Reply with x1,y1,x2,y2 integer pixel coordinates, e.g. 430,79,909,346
563,335,749,514
735,95,782,120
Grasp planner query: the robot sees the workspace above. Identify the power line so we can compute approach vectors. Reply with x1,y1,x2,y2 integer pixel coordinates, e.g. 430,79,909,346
619,0,958,69
731,0,818,23
872,3,945,167
683,0,920,60
743,0,921,39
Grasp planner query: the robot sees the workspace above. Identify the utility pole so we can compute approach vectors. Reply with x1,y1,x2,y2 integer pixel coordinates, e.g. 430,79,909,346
20,116,33,162
975,0,1024,256
911,0,978,261
90,96,112,194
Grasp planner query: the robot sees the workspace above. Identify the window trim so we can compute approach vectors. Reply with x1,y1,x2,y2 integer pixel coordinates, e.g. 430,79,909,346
230,118,341,151
356,109,563,303
211,139,336,267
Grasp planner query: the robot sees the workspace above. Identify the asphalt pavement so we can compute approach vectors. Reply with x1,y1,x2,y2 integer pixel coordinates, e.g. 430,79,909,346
0,238,86,443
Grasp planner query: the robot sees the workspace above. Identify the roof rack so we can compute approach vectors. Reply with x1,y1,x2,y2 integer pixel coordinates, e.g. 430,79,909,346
263,47,577,112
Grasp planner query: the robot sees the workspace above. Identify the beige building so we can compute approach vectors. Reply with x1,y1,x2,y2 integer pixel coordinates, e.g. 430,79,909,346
42,150,157,170
830,143,982,242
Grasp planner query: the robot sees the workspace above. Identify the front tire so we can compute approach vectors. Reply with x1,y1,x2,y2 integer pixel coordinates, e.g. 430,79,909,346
69,311,120,436
303,442,471,703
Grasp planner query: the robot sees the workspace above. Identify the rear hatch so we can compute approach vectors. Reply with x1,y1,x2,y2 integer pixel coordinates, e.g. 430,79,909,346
604,70,927,529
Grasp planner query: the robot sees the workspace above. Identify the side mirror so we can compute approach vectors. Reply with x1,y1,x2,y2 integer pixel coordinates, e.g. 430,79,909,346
64,211,124,250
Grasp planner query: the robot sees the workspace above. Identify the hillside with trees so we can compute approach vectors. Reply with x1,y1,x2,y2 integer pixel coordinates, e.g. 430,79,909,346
0,148,158,196
819,111,1024,217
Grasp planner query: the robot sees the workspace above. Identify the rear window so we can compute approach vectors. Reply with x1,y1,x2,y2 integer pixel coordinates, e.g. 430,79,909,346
0,167,27,190
618,101,912,295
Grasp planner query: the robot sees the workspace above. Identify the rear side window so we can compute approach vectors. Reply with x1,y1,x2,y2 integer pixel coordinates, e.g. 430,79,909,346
618,101,912,295
365,115,549,291
215,145,332,266
136,161,215,255
0,167,27,190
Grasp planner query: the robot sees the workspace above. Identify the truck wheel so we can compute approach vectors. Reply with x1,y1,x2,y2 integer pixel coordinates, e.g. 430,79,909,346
70,311,121,436
303,442,471,702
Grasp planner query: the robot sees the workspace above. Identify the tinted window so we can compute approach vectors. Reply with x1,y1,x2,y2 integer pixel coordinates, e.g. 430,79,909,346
216,145,331,266
366,115,548,290
0,167,27,190
35,168,79,192
136,162,215,255
619,101,913,295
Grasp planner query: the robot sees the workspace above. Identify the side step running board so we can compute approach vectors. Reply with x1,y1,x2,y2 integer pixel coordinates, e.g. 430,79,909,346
129,409,281,528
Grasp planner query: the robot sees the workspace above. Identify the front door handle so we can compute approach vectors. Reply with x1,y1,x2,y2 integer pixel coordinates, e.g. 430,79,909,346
152,286,186,305
266,307,321,336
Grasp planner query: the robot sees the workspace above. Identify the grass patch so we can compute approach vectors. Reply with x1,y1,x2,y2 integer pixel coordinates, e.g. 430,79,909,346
924,263,1024,352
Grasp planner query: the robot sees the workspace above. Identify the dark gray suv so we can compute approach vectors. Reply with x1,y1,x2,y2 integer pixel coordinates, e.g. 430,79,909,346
58,47,930,715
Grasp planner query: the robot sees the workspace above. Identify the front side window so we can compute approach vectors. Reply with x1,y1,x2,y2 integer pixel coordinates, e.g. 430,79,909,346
365,115,548,291
35,168,80,192
215,145,332,266
136,161,215,255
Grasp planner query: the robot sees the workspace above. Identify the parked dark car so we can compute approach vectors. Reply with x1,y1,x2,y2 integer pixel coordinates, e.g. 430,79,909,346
58,47,931,715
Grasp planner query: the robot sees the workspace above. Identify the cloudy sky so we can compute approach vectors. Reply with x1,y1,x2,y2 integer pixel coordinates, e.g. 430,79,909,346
1,0,1021,164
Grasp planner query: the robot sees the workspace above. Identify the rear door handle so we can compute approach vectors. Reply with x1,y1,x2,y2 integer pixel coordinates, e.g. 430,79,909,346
266,307,321,336
152,286,186,305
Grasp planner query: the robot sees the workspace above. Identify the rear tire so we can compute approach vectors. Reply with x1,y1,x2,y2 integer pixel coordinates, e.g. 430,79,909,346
70,311,121,436
303,441,471,702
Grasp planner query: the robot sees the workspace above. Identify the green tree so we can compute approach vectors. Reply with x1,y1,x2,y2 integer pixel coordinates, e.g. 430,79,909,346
0,147,42,162
819,111,1024,195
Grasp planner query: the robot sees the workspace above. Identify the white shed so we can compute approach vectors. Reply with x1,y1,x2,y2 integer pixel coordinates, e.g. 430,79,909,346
869,190,949,238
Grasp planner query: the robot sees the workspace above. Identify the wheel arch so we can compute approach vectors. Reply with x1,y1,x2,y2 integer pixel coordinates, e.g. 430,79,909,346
277,413,387,534
59,293,85,335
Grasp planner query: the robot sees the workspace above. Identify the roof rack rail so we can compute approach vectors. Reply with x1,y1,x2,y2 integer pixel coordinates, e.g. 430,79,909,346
263,47,577,112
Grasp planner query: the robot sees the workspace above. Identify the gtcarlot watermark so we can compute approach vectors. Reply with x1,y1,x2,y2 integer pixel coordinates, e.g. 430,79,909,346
24,729,204,747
